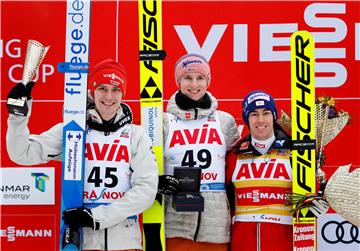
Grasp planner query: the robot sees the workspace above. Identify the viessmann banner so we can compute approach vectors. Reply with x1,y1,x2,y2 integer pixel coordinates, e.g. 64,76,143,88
1,1,359,250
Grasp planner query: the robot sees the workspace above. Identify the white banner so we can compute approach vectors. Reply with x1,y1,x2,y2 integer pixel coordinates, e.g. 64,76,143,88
0,168,55,205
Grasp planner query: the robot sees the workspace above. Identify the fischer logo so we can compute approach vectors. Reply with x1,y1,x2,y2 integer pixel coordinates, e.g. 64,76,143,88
141,0,160,75
235,159,291,180
85,140,129,162
31,173,49,192
175,3,359,87
293,33,313,193
169,124,223,147
0,226,52,242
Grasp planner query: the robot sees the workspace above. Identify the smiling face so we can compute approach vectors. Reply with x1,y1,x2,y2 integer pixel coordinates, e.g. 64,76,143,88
248,108,274,140
94,83,123,121
178,72,209,101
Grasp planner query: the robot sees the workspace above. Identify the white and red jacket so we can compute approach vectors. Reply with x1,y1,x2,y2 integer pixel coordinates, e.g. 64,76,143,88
163,91,240,244
7,100,158,250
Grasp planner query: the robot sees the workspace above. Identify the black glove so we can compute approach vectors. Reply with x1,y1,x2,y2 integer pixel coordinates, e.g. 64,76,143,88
62,207,99,230
7,81,35,100
158,175,180,195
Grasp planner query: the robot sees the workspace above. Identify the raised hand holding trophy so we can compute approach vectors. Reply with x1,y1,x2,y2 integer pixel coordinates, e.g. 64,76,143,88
6,40,49,116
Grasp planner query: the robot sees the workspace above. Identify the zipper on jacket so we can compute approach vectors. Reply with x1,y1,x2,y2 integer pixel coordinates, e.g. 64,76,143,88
193,211,202,241
194,108,198,119
104,228,108,251
257,222,261,251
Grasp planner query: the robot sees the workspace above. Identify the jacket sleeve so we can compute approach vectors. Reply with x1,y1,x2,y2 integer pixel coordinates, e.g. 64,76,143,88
225,150,237,217
91,125,159,229
163,113,169,145
6,101,63,165
218,110,240,151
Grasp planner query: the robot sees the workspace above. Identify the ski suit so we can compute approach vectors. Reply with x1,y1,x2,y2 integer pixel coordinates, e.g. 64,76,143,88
6,100,158,251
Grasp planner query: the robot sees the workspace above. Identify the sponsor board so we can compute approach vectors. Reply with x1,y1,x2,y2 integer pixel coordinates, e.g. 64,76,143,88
1,1,359,251
293,223,316,251
317,213,360,251
0,214,56,251
0,168,54,205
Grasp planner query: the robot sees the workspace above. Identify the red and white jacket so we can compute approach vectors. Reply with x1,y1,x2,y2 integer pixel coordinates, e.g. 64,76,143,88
226,129,293,225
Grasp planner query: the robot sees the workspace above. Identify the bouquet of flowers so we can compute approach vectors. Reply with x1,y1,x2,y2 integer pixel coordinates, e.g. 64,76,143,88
277,96,351,169
282,96,355,222
315,96,350,161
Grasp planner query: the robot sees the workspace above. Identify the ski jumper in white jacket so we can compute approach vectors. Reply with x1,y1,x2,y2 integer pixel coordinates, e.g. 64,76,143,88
163,91,240,244
7,100,158,251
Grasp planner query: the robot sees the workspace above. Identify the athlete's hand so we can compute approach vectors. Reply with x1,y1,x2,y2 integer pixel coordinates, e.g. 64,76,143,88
7,81,35,100
158,175,180,195
62,207,99,230
309,198,329,217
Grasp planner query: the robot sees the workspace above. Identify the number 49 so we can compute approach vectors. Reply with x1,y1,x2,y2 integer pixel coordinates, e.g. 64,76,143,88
181,149,212,169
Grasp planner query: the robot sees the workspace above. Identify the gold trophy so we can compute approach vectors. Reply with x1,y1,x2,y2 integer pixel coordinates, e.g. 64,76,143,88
6,40,49,116
314,97,350,182
282,97,357,223
314,97,359,226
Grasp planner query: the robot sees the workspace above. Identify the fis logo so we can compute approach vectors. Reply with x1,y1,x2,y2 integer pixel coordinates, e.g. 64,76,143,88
31,173,49,192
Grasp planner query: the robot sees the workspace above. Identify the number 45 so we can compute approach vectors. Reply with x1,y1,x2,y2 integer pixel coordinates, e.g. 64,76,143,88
88,166,118,188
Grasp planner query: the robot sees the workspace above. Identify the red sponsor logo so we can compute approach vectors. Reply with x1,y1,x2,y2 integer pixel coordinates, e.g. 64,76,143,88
239,141,249,150
84,190,125,200
236,187,289,205
85,139,129,162
293,223,315,250
260,214,281,222
169,124,222,147
235,159,290,180
1,215,55,251
201,172,218,181
207,116,216,122
254,142,265,148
